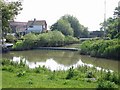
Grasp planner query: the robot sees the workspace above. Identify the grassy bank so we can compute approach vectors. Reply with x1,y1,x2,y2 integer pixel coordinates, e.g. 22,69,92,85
1,59,120,88
80,39,120,60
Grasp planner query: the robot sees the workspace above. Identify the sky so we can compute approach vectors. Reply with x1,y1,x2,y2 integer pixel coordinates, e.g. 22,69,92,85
8,0,120,31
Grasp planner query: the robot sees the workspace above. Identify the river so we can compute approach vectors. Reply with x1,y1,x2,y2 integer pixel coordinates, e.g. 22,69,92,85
2,50,119,72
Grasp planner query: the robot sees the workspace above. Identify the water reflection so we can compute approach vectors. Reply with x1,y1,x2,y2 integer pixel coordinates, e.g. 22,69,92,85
12,56,113,72
2,50,119,72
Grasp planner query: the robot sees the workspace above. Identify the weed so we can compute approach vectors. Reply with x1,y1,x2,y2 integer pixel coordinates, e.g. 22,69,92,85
16,70,26,77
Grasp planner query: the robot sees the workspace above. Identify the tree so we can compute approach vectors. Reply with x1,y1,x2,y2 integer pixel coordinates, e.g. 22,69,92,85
51,14,89,38
61,15,83,38
0,0,22,37
51,19,74,36
82,27,89,38
100,6,120,39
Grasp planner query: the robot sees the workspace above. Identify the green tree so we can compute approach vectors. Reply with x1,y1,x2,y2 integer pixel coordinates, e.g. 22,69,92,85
0,0,22,37
100,6,120,39
51,19,74,36
61,15,83,38
51,14,89,38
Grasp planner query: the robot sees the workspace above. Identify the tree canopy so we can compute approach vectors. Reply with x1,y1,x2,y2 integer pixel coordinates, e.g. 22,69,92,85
100,6,120,39
50,19,74,36
50,14,89,38
0,0,22,37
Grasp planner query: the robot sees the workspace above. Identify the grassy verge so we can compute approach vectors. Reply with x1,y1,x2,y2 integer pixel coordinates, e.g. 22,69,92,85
1,59,120,88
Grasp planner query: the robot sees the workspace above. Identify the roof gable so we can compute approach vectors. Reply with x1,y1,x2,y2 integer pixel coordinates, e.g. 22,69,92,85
27,20,47,27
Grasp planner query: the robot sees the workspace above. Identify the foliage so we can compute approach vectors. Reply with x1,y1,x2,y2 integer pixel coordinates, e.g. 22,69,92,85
36,31,65,47
16,70,26,77
97,81,117,89
64,35,79,45
100,6,120,39
5,34,17,43
66,66,74,79
80,39,120,59
13,33,37,50
51,20,74,36
51,14,89,38
86,71,95,78
0,0,22,37
13,31,79,50
12,40,24,50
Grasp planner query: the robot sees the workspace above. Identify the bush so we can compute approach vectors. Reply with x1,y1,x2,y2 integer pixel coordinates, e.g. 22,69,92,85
80,40,93,55
86,71,95,78
66,66,77,79
36,31,65,47
97,80,117,89
13,33,37,50
103,45,120,59
5,35,17,43
13,31,80,50
12,40,24,50
65,36,79,45
80,39,119,59
16,70,26,77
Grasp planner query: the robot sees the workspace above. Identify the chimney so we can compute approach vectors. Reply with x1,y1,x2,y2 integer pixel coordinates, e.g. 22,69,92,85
34,18,36,22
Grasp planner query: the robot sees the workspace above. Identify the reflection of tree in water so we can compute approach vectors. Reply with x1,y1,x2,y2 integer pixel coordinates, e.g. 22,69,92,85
2,50,80,65
2,50,119,71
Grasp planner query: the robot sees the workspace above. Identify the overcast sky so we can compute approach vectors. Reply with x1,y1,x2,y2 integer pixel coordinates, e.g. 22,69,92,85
9,0,119,31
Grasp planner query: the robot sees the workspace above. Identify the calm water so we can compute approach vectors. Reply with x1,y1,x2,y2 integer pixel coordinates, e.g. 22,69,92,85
2,50,119,72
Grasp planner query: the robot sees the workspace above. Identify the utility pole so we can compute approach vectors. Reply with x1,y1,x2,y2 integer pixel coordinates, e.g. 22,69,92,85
104,0,106,39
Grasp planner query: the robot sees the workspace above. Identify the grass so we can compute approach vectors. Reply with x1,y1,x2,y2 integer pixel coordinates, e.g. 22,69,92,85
2,71,97,88
1,59,120,88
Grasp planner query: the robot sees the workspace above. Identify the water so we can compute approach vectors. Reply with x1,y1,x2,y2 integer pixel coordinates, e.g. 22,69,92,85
2,50,119,72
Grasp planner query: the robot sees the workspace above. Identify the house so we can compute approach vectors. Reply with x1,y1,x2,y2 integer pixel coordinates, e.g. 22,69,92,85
9,21,27,35
26,19,47,33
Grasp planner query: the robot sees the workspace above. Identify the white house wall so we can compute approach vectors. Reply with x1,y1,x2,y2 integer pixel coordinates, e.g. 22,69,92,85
27,25,43,33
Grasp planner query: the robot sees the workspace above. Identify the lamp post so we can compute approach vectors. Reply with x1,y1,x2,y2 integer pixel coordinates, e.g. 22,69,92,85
104,0,106,39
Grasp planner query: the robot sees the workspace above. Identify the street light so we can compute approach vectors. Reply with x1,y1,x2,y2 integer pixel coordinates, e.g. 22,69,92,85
104,0,106,39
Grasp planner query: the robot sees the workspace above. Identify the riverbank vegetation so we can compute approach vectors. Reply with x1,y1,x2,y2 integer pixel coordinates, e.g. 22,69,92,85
1,58,120,88
80,39,119,60
12,31,79,50
80,6,120,60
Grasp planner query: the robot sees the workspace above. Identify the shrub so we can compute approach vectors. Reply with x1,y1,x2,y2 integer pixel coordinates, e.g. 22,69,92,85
80,39,119,59
12,40,24,50
16,70,26,77
103,45,120,59
2,65,14,72
65,36,79,45
97,80,117,89
66,66,75,79
5,35,17,43
86,71,95,78
2,59,11,65
13,31,80,50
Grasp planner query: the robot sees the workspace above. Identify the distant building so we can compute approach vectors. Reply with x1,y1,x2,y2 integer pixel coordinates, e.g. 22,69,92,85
26,19,47,33
89,31,104,37
9,19,47,35
9,21,27,35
